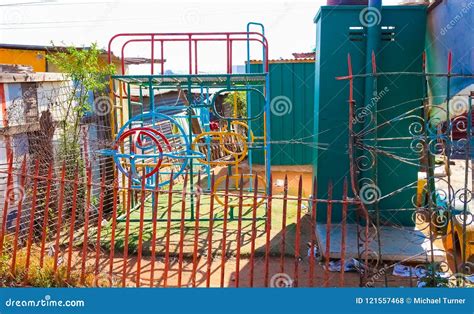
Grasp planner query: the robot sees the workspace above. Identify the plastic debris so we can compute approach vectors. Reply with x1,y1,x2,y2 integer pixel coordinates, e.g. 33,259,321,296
392,263,452,279
392,264,426,278
324,258,364,273
465,275,474,284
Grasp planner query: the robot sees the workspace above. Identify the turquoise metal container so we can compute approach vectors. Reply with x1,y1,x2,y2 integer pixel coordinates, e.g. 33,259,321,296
313,5,427,226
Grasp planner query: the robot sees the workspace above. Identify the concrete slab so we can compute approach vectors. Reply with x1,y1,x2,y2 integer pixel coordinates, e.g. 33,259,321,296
316,223,445,262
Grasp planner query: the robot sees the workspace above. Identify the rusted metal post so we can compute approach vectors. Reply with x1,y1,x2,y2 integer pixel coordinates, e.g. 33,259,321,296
340,178,348,287
52,162,66,273
191,173,202,287
0,152,13,256
177,171,189,287
39,165,53,268
249,175,259,287
66,165,79,281
264,176,272,287
24,159,40,282
80,165,92,284
205,173,215,288
234,175,244,287
135,173,147,287
121,175,132,287
309,176,317,287
11,157,27,273
220,175,230,287
293,176,303,287
324,181,333,287
280,175,288,276
93,171,106,284
149,173,160,287
108,175,119,284
163,170,175,288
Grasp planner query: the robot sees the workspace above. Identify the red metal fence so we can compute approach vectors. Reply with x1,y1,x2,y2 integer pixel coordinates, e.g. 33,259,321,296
1,154,407,288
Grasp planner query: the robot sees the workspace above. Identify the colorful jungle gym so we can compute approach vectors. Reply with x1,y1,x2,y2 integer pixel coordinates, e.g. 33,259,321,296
103,24,271,221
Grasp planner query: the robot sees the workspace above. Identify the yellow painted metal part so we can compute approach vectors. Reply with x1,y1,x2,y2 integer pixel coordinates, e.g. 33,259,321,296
0,48,46,72
229,121,255,142
191,131,248,166
417,176,474,260
416,178,427,207
445,217,474,261
213,174,267,207
108,78,129,212
228,121,254,179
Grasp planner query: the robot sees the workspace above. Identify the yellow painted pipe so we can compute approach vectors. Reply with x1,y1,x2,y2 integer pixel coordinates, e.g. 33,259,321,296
191,131,248,166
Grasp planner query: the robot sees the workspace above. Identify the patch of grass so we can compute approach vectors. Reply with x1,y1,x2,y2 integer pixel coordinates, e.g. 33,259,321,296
84,190,303,257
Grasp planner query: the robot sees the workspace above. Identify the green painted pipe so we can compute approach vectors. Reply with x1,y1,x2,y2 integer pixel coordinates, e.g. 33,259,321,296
362,0,382,210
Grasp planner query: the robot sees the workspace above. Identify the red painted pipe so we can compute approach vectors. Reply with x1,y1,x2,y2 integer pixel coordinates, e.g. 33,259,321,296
177,171,188,287
220,175,230,287
447,50,452,74
108,176,119,284
121,175,132,287
149,173,160,287
109,32,269,80
135,173,146,287
151,34,155,75
205,173,215,288
234,175,244,287
160,40,164,75
191,173,201,287
163,170,175,288
249,175,259,287
194,40,198,74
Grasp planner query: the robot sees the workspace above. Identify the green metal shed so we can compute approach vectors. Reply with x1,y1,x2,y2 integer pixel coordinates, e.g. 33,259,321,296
249,59,315,165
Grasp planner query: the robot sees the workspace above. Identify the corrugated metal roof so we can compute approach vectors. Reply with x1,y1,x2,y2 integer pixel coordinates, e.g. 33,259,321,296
130,91,191,118
292,52,316,59
249,58,315,64
124,57,166,65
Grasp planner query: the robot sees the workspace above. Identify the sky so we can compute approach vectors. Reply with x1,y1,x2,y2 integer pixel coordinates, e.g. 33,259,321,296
0,0,402,73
